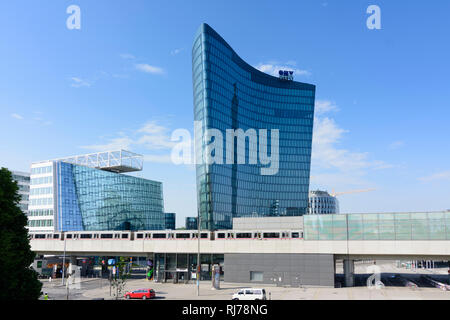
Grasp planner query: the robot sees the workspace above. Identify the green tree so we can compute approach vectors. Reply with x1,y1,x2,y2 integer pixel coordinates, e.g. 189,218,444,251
0,168,42,300
111,257,132,300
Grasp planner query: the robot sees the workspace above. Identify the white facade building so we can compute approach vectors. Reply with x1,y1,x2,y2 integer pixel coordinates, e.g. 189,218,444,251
11,170,30,215
308,190,339,215
28,162,55,232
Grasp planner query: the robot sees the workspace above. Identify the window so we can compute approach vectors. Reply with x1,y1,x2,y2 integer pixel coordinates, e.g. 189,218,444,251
263,233,280,238
250,271,263,282
153,233,166,239
100,234,113,239
236,233,252,238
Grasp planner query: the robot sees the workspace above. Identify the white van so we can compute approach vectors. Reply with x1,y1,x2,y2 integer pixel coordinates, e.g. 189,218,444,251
232,288,267,300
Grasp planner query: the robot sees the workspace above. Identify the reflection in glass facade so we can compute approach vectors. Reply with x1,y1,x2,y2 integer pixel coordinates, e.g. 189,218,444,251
165,212,176,230
185,217,198,230
304,212,450,241
193,24,315,230
56,162,164,231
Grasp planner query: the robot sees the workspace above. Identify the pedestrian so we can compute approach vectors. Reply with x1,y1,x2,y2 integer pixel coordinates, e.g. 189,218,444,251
44,292,49,300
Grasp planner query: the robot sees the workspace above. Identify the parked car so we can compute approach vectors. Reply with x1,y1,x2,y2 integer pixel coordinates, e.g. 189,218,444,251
232,288,266,300
124,289,156,300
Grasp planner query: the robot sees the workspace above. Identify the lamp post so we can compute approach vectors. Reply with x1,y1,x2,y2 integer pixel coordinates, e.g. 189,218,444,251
61,237,66,286
196,212,201,296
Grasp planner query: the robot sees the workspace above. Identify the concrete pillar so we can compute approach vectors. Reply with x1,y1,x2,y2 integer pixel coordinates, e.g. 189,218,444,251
343,259,355,287
68,256,77,275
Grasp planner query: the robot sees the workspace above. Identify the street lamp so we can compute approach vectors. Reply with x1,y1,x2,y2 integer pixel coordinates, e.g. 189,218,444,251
196,211,201,296
61,236,66,286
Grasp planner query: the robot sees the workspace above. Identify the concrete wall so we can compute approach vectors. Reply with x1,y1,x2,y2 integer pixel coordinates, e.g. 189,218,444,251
224,253,335,287
232,217,304,230
31,239,450,260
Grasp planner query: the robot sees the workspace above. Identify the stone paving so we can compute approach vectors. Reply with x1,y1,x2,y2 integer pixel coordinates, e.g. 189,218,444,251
40,262,450,300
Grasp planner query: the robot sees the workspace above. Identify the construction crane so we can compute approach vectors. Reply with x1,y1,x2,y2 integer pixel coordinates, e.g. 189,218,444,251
330,189,376,197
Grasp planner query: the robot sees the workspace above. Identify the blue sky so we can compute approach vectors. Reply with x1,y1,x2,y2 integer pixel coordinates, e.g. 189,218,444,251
1,0,449,226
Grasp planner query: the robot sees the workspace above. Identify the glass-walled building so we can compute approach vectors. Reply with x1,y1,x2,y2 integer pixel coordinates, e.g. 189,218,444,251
192,23,316,230
308,190,339,215
185,217,198,230
165,212,176,230
304,211,450,241
28,151,165,232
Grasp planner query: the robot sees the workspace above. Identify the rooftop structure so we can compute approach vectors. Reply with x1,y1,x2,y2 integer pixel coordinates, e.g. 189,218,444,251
34,150,143,173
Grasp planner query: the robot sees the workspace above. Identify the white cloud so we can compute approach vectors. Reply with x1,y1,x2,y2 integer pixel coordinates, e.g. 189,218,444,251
419,171,450,182
138,121,167,134
70,77,91,88
119,53,135,60
315,100,339,115
389,140,405,150
255,62,311,78
11,113,23,120
80,120,176,163
311,100,392,188
170,48,183,56
143,154,174,164
135,64,165,75
80,137,134,152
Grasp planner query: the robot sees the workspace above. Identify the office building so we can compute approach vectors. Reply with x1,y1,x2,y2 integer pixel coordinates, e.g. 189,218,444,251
192,23,315,230
185,217,198,230
27,150,165,232
11,170,30,214
165,212,176,230
308,190,339,215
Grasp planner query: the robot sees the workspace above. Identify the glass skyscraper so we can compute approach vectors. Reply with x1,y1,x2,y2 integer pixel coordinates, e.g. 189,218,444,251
192,24,315,230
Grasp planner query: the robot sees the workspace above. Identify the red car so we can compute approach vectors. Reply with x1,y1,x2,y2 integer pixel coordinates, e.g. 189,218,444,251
124,289,156,300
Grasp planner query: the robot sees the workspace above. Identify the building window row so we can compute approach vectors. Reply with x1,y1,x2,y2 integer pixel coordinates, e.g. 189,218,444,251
30,197,53,206
31,176,53,185
31,166,52,175
30,187,53,195
28,209,54,217
28,219,53,227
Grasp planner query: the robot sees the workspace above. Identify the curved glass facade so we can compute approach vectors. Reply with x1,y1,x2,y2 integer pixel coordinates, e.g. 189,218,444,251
192,24,315,230
56,162,164,231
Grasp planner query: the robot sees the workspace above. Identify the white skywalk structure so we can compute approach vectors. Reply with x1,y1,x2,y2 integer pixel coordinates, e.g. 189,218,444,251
47,150,143,173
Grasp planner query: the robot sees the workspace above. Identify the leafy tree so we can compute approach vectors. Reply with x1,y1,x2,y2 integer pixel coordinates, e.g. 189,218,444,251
110,257,132,300
0,168,42,300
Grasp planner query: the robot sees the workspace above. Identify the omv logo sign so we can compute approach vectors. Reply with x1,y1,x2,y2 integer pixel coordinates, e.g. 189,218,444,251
278,70,294,81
